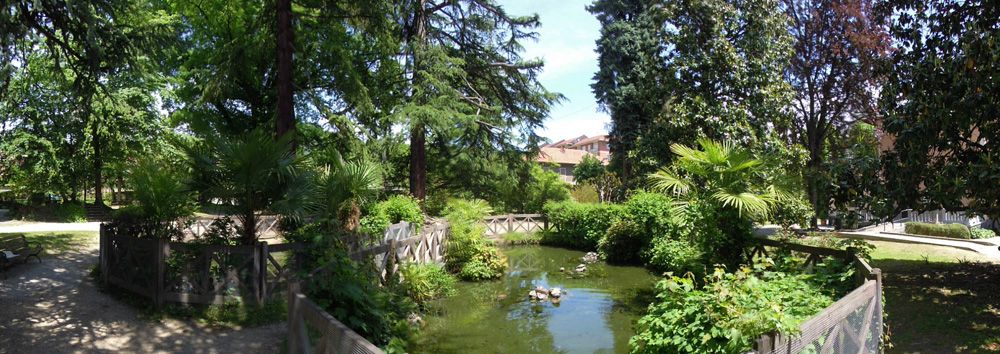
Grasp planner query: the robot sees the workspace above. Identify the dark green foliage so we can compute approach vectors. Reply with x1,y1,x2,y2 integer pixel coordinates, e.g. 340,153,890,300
443,199,506,281
767,196,815,229
904,222,971,240
600,191,679,264
542,201,626,250
573,154,606,185
53,203,86,223
359,195,424,236
971,228,997,240
8,202,87,223
126,159,196,238
879,0,1000,221
399,263,456,307
630,264,833,354
307,249,416,348
599,220,646,263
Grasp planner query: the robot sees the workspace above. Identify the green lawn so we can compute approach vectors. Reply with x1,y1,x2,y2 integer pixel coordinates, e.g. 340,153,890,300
870,240,1000,353
12,231,98,256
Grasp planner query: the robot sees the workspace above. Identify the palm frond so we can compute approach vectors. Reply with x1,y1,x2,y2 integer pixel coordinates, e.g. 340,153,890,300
649,168,694,196
711,190,770,217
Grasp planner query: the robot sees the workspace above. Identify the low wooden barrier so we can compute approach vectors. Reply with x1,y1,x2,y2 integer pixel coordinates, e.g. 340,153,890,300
286,282,384,354
751,238,883,354
483,214,547,236
337,222,449,285
100,224,310,308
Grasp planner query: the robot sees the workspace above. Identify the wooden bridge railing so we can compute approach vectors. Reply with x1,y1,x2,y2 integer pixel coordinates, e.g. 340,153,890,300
286,282,384,354
482,214,547,236
751,238,883,354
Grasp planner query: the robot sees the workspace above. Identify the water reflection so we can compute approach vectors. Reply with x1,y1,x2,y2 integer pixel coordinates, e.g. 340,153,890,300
413,246,658,354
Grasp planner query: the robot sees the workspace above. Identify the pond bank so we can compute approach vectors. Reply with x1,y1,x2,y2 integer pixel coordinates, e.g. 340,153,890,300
412,245,659,354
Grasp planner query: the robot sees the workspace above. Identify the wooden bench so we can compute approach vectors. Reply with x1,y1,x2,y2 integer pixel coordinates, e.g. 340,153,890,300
1,234,42,279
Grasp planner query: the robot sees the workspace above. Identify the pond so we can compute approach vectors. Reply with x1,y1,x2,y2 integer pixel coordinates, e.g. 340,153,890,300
412,245,660,354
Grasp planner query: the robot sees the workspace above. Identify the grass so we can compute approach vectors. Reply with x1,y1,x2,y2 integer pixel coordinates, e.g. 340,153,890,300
500,232,542,245
868,240,1000,353
10,231,98,256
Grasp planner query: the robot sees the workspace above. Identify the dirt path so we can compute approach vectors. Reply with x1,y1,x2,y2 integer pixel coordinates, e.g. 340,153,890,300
0,242,284,354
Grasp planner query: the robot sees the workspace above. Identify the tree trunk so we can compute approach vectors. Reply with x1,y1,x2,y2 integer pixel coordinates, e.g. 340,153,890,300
409,125,427,204
275,0,296,150
93,126,103,208
407,0,429,209
243,211,258,245
806,134,822,229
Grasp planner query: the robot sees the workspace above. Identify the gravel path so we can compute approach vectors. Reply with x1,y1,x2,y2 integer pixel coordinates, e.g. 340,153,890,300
0,240,285,354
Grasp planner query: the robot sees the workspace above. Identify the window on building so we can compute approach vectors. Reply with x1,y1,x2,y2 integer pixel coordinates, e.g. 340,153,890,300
560,167,566,175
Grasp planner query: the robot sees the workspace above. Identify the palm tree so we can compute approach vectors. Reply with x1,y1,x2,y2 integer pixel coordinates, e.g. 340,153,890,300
187,130,313,245
649,139,798,267
315,149,382,233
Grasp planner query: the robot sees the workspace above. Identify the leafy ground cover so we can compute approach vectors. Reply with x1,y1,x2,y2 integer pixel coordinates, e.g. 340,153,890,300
868,241,1000,353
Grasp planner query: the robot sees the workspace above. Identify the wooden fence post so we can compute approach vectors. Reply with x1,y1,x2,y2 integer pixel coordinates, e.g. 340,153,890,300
287,280,301,354
155,238,166,310
99,225,108,287
756,332,775,353
257,241,268,306
507,214,513,234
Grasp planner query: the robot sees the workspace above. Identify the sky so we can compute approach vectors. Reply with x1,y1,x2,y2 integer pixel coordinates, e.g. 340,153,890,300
500,0,610,144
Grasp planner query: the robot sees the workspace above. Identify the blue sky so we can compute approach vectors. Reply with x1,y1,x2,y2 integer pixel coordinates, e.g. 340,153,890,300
500,0,610,143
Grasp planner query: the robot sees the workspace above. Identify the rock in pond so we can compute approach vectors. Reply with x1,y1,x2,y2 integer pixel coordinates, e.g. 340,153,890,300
549,288,562,298
536,292,548,301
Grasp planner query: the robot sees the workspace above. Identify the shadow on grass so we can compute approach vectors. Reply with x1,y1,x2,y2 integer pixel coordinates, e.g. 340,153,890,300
876,259,1000,353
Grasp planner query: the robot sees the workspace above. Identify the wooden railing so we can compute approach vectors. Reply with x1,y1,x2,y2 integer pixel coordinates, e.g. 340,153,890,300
334,222,449,285
174,215,281,240
100,224,310,309
751,238,883,354
286,282,384,354
482,214,547,236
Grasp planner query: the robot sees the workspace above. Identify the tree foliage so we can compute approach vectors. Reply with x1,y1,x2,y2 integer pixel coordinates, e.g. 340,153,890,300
879,0,1000,220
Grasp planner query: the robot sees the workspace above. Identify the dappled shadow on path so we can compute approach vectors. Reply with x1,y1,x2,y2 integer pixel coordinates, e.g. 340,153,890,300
877,259,1000,353
0,246,283,354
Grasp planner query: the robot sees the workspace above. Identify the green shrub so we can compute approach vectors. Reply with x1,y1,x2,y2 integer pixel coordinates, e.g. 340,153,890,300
53,203,86,223
599,219,648,263
970,227,997,239
399,263,456,307
904,222,970,239
307,249,416,348
359,195,424,235
767,196,815,228
108,206,187,240
443,199,506,280
646,237,703,276
570,183,600,204
543,201,625,249
630,264,833,354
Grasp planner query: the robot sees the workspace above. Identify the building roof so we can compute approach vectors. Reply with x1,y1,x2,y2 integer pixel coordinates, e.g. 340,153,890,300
568,135,608,149
535,147,610,166
543,135,588,149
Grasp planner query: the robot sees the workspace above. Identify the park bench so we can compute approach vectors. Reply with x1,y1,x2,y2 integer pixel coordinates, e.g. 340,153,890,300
0,234,42,279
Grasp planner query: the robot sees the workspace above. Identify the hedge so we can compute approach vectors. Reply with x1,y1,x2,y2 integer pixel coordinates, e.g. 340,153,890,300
904,222,970,239
542,201,626,249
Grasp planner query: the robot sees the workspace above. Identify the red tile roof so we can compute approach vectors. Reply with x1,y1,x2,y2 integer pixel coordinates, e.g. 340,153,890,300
535,147,609,165
567,135,608,149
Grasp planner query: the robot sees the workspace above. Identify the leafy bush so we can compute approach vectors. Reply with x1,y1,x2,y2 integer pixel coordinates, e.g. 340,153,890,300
399,263,456,307
524,165,572,213
53,203,86,223
543,201,626,249
359,195,424,236
443,199,506,280
570,183,600,204
646,237,703,276
599,219,648,263
970,227,997,239
630,264,833,354
108,206,187,240
767,195,815,228
904,222,970,239
307,248,416,349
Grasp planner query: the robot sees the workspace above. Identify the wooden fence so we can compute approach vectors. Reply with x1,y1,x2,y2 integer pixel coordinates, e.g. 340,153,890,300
286,282,384,354
100,224,310,309
751,238,883,353
175,215,281,240
328,222,449,285
483,214,547,236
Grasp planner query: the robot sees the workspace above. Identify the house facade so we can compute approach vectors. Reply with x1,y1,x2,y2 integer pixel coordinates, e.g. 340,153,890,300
535,135,610,184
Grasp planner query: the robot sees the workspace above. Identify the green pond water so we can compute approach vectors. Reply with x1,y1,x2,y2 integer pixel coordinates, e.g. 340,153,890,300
412,245,660,354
